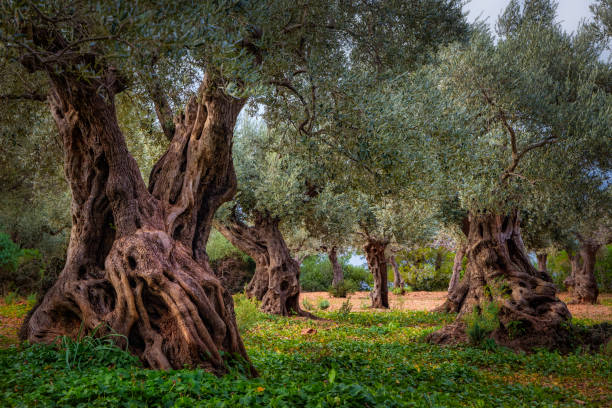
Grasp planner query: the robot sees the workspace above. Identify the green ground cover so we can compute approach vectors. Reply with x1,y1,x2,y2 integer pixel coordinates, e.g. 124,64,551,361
0,297,610,407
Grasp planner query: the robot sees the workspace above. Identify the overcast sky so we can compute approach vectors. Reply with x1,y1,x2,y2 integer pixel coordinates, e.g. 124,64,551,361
463,0,596,34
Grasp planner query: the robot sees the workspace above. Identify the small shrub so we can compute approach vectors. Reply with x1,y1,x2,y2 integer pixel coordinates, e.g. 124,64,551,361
338,299,352,316
207,229,251,263
302,298,314,311
328,281,354,298
392,286,405,296
26,292,37,305
506,320,526,340
59,327,138,370
233,293,264,332
464,302,500,346
318,299,330,310
4,291,17,305
603,339,612,357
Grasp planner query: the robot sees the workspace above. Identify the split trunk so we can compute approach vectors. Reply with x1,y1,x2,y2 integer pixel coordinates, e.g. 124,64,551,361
429,211,571,350
364,239,389,308
214,214,306,316
20,59,254,374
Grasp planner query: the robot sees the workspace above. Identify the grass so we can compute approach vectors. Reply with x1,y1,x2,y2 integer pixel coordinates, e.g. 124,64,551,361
0,296,610,407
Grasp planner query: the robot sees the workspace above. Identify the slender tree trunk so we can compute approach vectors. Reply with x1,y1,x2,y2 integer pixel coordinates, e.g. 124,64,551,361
565,242,599,304
214,213,306,316
19,48,254,374
537,252,548,273
364,239,389,308
434,250,443,272
389,256,403,294
564,251,580,294
428,211,571,350
328,246,344,287
447,244,466,293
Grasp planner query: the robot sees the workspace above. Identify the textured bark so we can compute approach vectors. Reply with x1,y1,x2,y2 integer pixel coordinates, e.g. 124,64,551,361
536,252,548,273
364,239,389,308
214,214,306,316
447,244,466,293
328,247,344,287
564,242,600,304
18,39,254,373
428,211,571,350
389,256,403,294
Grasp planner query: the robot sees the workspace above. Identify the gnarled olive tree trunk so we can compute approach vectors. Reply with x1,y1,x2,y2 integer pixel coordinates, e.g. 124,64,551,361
389,256,403,294
428,211,571,350
564,242,599,304
19,62,254,374
328,246,344,287
214,214,306,316
364,239,389,308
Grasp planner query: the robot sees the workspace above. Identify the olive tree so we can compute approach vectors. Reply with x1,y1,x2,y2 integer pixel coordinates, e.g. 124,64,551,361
2,0,467,372
412,0,612,349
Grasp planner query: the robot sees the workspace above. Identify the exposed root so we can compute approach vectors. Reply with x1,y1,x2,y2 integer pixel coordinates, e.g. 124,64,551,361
22,229,255,375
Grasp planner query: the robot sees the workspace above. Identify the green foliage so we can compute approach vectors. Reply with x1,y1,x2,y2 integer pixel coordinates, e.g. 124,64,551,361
317,299,330,310
3,291,17,305
2,306,610,407
26,293,37,304
395,247,455,291
0,232,47,295
327,281,354,298
300,254,371,292
233,294,266,333
594,244,612,292
464,303,501,346
301,298,314,311
207,229,251,263
338,299,352,317
58,329,138,371
0,233,21,275
392,286,406,296
547,250,572,290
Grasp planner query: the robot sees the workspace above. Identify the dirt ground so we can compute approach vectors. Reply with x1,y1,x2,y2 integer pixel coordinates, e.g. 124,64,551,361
301,291,612,322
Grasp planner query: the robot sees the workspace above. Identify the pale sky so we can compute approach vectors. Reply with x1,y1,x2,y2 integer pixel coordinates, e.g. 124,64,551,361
464,0,595,34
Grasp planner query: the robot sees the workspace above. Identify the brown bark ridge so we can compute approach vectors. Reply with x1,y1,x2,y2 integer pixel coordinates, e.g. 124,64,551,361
435,243,466,312
328,246,344,287
214,213,309,316
17,26,254,373
447,244,466,293
428,211,572,351
364,239,389,308
564,241,600,304
388,255,404,294
536,252,548,273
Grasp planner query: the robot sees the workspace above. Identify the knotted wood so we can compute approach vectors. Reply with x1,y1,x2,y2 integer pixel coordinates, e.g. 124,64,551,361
429,211,571,350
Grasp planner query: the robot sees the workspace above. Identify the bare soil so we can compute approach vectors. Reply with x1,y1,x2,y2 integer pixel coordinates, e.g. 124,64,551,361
301,291,612,322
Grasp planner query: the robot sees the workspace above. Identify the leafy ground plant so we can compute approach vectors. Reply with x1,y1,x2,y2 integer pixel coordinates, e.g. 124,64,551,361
0,296,610,407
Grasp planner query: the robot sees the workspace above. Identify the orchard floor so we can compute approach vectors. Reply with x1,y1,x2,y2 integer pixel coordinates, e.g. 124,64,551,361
301,291,612,322
0,293,610,407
